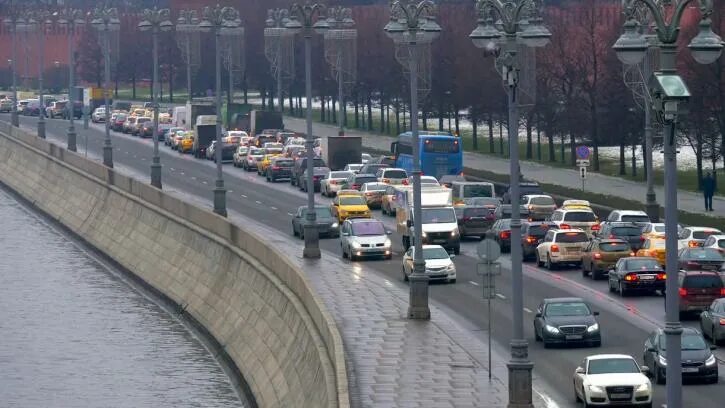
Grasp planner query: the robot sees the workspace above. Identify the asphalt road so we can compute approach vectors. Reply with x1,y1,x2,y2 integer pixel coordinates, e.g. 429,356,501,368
8,114,725,408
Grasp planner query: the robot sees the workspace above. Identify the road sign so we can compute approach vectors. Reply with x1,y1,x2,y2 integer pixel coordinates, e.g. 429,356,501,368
576,145,591,160
576,159,590,167
580,166,587,179
477,239,501,262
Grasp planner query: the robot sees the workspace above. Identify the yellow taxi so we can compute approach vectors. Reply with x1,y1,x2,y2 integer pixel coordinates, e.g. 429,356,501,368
331,193,371,223
636,238,666,265
179,132,194,153
131,108,146,117
257,153,280,175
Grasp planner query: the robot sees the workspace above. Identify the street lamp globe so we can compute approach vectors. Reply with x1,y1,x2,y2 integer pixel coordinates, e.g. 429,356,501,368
688,19,724,65
198,19,213,33
613,19,647,65
312,16,330,35
419,17,441,43
160,20,173,32
284,16,303,35
519,20,551,48
469,18,501,49
137,20,151,31
383,17,405,42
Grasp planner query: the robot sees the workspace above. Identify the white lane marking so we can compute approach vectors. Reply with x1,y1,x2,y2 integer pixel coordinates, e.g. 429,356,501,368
133,155,137,158
170,168,175,171
241,194,247,198
202,181,207,185
255,200,262,204
271,206,278,210
228,190,233,193
524,307,533,314
287,212,294,216
180,172,185,175
124,151,129,154
495,293,506,299
469,281,479,286
141,158,146,161
191,176,197,180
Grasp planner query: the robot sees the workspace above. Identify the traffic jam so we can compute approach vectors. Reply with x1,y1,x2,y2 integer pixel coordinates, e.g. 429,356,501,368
82,102,725,406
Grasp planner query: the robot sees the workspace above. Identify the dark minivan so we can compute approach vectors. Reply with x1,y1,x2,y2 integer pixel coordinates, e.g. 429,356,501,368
455,206,494,239
674,271,725,317
292,157,327,187
521,221,556,260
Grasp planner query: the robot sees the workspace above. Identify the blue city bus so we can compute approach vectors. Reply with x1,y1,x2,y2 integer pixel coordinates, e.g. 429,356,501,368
390,131,463,180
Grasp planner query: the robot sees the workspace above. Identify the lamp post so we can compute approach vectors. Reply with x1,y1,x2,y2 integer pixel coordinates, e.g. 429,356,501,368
285,2,330,259
265,8,292,114
55,7,84,152
470,1,550,406
3,2,26,128
385,0,442,320
614,2,722,407
176,9,200,105
324,6,357,136
200,4,241,217
91,4,120,169
139,7,173,189
26,9,50,139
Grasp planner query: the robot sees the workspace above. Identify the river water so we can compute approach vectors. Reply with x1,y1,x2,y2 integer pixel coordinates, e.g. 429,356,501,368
0,188,246,408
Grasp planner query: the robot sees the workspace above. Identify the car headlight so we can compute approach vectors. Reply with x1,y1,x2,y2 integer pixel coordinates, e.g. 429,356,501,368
451,230,458,236
421,231,427,238
705,354,717,366
635,383,650,393
384,238,392,248
545,325,560,334
586,323,599,333
658,355,667,366
331,222,339,228
445,263,456,271
587,385,605,394
351,242,361,249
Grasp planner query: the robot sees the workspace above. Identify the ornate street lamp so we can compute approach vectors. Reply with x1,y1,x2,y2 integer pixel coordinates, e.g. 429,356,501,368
385,0,442,320
324,6,357,136
264,8,295,113
55,7,85,152
3,1,27,128
25,8,52,139
176,9,200,106
91,4,120,168
139,7,173,189
285,2,330,259
613,1,722,407
199,4,241,217
470,1,550,406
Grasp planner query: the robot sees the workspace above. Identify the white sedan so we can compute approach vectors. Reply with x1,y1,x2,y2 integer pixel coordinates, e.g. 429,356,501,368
573,354,652,407
321,170,354,197
402,245,456,283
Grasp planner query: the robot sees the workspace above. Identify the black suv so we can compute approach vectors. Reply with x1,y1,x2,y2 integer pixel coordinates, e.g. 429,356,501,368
643,327,718,384
291,157,327,187
266,157,294,182
521,221,556,260
596,222,645,251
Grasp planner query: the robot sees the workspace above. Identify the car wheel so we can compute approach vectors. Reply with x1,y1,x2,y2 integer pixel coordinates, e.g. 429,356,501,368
542,339,551,349
403,266,409,282
574,384,582,402
619,281,627,297
453,246,460,255
590,340,601,348
654,364,665,384
299,228,305,240
591,267,601,280
292,224,298,237
534,327,542,342
448,279,456,284
341,243,347,258
546,255,554,270
581,267,588,278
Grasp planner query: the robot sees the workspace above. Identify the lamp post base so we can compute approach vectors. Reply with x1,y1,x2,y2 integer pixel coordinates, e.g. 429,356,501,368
507,339,534,408
303,223,321,259
103,145,113,168
151,161,162,189
38,120,46,139
67,127,77,152
645,195,659,222
213,186,227,217
11,112,19,127
407,273,431,320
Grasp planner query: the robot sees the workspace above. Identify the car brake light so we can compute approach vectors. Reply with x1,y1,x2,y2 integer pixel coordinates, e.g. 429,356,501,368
463,216,471,221
609,234,616,239
551,244,559,252
402,179,409,185
689,240,700,248
500,231,511,239
721,288,725,297
591,224,600,231
352,184,359,189
719,318,725,325
686,261,699,267
271,166,280,170
560,224,571,230
656,273,666,280
593,253,602,260
526,235,537,244
383,178,390,183
528,205,533,211
679,288,688,297
630,252,635,256
624,273,638,282
640,236,646,242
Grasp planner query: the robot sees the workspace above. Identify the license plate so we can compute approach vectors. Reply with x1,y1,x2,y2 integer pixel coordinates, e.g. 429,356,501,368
683,367,699,373
565,335,583,340
610,393,631,399
433,239,446,244
639,275,655,280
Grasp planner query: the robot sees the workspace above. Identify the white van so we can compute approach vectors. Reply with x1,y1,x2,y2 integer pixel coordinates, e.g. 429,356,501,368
450,181,496,205
172,106,187,129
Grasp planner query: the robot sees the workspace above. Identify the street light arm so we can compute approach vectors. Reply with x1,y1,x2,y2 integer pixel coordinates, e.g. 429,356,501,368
390,0,437,29
290,2,327,27
622,0,714,43
474,0,528,34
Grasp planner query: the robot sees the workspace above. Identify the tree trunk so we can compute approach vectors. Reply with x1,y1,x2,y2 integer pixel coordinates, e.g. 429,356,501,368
386,103,390,134
402,103,407,130
438,102,444,131
332,94,337,124
642,141,647,180
536,119,542,161
395,98,400,135
546,127,555,162
454,107,460,135
367,94,372,131
619,141,626,175
631,142,637,177
288,95,293,116
321,95,326,122
354,97,359,128
261,87,266,109
696,132,704,191
488,114,494,154
592,105,600,171
379,94,385,133
422,108,428,131
499,119,504,156
525,117,533,159
132,72,136,100
569,134,576,166
361,97,366,128
560,134,566,163
472,114,478,150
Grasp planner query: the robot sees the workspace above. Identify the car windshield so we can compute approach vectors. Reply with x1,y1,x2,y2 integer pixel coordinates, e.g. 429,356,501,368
683,274,723,288
600,242,630,252
421,208,456,224
587,358,639,375
351,222,385,236
363,164,387,173
249,148,264,155
463,207,489,217
265,148,283,154
694,230,721,239
339,196,367,206
383,170,407,179
625,259,661,270
563,211,596,222
530,196,555,205
355,176,377,185
463,184,493,198
237,147,248,154
469,197,500,207
346,164,363,171
364,183,387,191
274,159,293,167
556,232,588,243
545,302,591,316
611,227,643,236
422,247,450,260
301,208,333,218
330,171,353,179
651,224,666,232
526,225,551,236
685,248,723,260
660,333,707,351
621,215,651,223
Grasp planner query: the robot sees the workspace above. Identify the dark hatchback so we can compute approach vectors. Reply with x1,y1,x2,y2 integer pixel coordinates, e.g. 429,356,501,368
291,206,339,238
533,297,601,348
597,222,646,251
675,271,725,316
342,173,378,191
521,221,555,260
300,167,331,192
608,257,665,296
678,248,724,271
491,218,513,252
266,157,294,182
643,327,718,384
455,206,494,239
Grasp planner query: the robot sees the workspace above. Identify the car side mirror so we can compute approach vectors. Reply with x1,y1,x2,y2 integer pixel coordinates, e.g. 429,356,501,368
711,345,717,350
537,239,543,245
407,220,413,228
575,367,584,374
640,366,650,375
593,311,599,316
449,254,456,259
386,231,392,235
535,312,542,318
646,346,656,353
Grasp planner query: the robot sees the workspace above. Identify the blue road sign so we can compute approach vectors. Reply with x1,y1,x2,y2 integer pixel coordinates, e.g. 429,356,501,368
576,145,591,160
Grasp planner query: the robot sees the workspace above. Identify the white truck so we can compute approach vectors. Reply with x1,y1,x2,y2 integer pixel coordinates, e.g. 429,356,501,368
395,186,460,254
